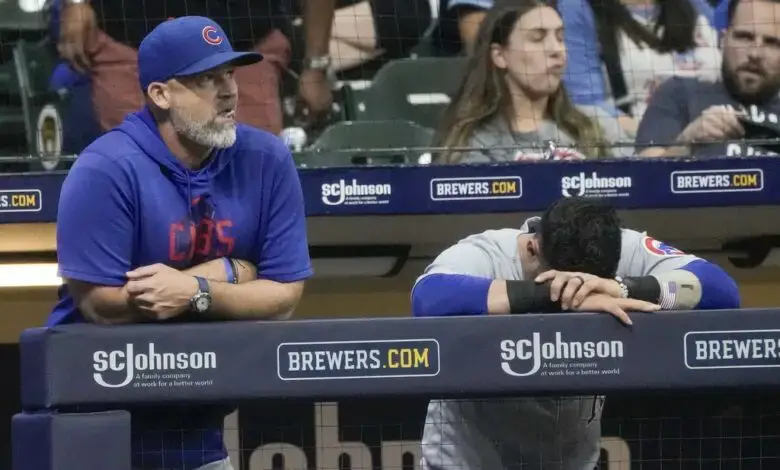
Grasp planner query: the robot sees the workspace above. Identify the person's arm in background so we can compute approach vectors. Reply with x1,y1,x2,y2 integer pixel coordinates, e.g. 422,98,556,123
57,0,96,74
298,0,337,123
637,77,745,157
457,8,486,55
203,149,313,321
445,0,492,54
558,0,637,136
47,0,90,92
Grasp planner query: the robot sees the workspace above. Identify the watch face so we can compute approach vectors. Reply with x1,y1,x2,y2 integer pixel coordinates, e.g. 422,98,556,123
194,295,211,312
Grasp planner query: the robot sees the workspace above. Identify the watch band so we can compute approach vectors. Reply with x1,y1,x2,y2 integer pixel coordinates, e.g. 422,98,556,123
222,258,238,284
195,276,210,294
228,258,240,284
189,276,212,315
303,55,331,71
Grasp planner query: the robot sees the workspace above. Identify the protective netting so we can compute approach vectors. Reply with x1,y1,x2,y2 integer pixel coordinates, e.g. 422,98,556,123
204,394,780,469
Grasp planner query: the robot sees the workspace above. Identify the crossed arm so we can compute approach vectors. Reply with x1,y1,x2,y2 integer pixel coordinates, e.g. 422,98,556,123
69,258,304,325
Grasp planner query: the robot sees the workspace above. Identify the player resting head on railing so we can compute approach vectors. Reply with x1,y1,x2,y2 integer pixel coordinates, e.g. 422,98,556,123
433,0,634,165
410,195,740,470
412,196,740,322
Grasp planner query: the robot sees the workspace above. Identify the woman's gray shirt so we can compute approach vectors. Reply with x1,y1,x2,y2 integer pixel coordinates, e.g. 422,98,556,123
460,105,634,162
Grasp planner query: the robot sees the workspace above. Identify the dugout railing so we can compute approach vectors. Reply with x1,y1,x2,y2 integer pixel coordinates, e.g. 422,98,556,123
12,309,780,469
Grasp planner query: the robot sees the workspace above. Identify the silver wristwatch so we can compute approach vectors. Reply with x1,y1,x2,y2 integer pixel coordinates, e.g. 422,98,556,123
303,55,331,71
190,276,212,314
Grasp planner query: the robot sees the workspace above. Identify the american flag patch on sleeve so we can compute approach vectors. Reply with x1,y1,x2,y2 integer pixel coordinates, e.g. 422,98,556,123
659,281,678,310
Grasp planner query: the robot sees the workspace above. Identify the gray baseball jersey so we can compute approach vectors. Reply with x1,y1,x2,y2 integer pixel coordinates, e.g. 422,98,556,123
416,217,699,470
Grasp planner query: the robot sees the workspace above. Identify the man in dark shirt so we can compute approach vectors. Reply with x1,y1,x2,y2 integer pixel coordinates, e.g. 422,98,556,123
636,0,780,158
57,0,335,134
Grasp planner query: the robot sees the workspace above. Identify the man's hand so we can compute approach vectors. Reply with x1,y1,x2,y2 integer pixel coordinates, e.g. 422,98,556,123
535,270,623,310
678,105,746,144
125,263,198,321
573,294,660,326
58,3,97,74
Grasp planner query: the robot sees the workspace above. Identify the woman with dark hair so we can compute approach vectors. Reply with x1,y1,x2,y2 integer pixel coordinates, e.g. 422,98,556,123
435,0,632,164
561,0,720,135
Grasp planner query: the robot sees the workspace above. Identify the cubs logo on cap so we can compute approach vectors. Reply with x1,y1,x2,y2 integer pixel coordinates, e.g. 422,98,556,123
202,26,223,46
138,16,263,89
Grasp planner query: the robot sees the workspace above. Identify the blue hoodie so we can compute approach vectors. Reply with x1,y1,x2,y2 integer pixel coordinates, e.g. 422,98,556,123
49,107,313,469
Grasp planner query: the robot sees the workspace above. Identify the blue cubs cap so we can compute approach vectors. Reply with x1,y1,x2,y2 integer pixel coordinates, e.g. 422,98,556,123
138,16,262,90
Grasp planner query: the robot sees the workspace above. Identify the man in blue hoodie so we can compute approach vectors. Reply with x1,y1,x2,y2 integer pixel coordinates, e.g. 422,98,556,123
48,16,313,470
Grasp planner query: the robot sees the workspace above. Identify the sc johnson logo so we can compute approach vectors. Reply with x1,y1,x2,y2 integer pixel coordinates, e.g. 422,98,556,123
561,172,631,198
321,179,392,206
277,339,440,381
430,176,522,201
93,343,217,389
671,169,764,194
684,329,780,370
500,332,623,377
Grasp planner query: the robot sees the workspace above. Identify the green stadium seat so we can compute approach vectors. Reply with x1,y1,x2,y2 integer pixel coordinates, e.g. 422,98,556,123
17,39,67,170
0,0,47,31
343,57,467,129
297,120,435,167
0,39,66,169
0,43,27,158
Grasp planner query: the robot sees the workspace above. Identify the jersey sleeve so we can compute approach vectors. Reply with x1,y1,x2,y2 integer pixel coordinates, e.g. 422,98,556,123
56,155,135,286
255,148,313,283
418,238,496,281
616,229,700,278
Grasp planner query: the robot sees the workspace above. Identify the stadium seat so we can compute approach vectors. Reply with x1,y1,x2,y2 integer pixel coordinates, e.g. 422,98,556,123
298,120,435,167
0,48,28,160
342,57,467,129
0,39,66,170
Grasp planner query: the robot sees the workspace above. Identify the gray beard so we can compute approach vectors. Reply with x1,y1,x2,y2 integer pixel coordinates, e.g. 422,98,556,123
170,106,237,149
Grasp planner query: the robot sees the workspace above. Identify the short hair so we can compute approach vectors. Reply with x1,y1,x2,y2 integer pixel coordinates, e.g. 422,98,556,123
538,197,622,279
